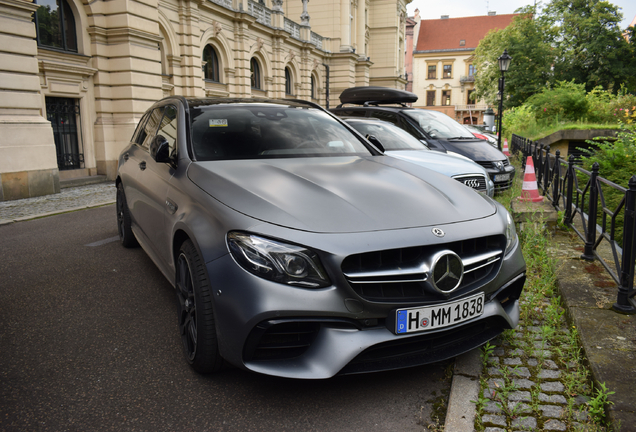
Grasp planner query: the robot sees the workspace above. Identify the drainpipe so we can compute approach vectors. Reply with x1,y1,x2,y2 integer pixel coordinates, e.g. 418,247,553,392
323,64,330,109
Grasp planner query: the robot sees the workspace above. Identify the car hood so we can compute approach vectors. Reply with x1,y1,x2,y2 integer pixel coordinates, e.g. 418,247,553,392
385,150,487,178
188,156,496,233
436,139,506,162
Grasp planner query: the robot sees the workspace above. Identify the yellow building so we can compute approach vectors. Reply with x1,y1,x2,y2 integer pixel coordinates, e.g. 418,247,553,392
0,0,409,201
411,12,516,124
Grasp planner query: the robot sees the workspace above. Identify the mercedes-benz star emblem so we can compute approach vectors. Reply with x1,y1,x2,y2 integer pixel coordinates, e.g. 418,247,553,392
432,228,445,237
431,251,463,293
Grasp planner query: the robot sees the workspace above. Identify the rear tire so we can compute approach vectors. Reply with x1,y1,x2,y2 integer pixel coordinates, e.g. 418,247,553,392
116,183,138,248
175,239,222,373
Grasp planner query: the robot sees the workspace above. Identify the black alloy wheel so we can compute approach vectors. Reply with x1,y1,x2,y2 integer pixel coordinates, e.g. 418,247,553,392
175,240,222,373
116,183,138,248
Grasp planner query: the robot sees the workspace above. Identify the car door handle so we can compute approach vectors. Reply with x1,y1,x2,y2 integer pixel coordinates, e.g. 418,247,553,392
139,161,146,170
165,199,178,214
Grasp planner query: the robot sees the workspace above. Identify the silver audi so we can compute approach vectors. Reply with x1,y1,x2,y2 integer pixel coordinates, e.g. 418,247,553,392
116,97,526,379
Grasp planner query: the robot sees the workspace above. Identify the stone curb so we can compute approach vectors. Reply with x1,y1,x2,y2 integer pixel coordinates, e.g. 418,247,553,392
0,200,115,225
444,348,482,431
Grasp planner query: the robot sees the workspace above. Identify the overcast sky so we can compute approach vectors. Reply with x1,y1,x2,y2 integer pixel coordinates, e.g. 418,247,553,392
406,0,636,30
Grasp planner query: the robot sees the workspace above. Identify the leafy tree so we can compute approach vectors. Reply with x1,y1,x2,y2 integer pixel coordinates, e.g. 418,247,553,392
526,80,589,122
539,0,634,93
473,8,554,109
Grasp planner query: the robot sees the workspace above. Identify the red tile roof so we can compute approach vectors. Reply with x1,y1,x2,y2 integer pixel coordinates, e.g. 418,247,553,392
415,14,518,52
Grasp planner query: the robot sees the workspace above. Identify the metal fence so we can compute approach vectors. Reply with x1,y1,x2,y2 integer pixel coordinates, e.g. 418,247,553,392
511,134,636,314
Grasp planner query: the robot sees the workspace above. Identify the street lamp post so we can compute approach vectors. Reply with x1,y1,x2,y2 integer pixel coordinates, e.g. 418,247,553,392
496,49,512,152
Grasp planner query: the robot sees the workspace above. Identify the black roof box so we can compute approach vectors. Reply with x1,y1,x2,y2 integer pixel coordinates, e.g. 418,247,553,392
339,86,418,105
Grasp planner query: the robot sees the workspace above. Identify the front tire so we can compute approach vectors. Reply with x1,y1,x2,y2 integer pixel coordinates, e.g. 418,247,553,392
175,240,222,373
116,183,138,248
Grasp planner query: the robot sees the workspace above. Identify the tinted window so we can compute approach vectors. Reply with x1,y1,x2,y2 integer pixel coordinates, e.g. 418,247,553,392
346,121,427,151
140,108,164,150
190,104,372,160
367,111,398,125
335,109,367,118
157,105,178,157
403,110,474,139
132,112,150,145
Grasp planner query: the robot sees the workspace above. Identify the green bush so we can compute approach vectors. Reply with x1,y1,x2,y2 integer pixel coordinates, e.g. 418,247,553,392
526,81,589,122
502,104,536,139
580,121,636,245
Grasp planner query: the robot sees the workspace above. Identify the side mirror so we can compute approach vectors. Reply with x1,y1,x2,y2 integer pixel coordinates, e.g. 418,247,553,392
365,134,385,153
150,135,171,163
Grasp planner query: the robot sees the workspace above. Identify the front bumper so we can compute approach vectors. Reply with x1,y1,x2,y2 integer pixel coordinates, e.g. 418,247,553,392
486,165,516,191
204,222,526,379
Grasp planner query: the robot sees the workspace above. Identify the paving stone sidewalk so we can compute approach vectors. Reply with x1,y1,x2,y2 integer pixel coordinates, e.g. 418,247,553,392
478,317,593,432
0,182,115,222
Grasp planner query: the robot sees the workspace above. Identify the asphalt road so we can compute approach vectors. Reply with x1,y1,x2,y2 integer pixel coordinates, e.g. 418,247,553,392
0,205,451,431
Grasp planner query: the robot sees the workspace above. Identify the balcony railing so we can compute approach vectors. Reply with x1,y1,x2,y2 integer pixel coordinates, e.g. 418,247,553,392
210,0,233,9
248,0,272,26
284,18,301,39
455,104,488,111
310,32,323,50
460,75,475,83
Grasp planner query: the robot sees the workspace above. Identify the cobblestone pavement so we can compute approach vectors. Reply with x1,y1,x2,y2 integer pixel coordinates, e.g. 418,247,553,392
0,182,115,222
477,315,593,432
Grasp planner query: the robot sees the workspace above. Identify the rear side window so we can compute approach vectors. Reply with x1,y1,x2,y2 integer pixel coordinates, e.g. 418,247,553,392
140,107,165,150
132,112,150,145
400,117,426,140
367,110,399,125
335,109,367,118
157,105,178,158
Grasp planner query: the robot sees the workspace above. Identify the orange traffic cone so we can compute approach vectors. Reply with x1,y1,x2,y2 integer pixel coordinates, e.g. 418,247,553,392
502,138,511,156
518,156,544,202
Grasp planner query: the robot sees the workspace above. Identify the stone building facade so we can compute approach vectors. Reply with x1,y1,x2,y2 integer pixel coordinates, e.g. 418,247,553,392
411,12,516,124
0,0,409,201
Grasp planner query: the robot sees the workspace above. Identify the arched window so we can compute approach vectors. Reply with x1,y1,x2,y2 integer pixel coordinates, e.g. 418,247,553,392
310,75,316,99
250,58,261,90
203,44,220,82
35,0,77,52
285,67,292,95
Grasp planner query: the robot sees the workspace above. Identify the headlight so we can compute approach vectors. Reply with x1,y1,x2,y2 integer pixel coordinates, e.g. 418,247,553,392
505,211,518,255
227,232,331,288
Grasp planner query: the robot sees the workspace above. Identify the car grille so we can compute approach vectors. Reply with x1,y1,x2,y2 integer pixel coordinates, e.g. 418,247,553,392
475,159,510,170
338,316,504,375
341,235,505,303
452,174,488,191
494,178,514,191
243,321,320,361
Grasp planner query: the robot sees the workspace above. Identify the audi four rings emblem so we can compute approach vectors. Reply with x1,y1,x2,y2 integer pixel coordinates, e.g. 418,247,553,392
432,228,445,237
464,179,479,188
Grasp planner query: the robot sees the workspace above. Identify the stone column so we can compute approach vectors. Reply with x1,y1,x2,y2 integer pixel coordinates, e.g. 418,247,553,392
0,0,59,201
88,0,164,179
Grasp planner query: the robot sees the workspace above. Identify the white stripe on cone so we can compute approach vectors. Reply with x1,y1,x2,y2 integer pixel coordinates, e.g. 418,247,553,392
518,156,543,202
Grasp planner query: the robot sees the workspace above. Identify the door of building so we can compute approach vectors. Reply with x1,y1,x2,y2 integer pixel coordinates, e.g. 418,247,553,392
45,97,84,171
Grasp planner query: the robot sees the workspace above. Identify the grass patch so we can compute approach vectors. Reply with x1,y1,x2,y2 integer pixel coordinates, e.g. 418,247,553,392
471,155,620,431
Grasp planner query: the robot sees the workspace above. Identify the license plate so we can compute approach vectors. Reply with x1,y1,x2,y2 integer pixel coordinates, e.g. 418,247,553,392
494,174,510,182
396,293,485,334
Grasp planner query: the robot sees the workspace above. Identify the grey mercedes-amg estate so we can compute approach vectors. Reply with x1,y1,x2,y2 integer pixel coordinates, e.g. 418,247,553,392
116,96,526,379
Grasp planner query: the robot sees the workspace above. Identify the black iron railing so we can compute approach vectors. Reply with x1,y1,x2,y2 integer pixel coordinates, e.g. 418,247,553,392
511,134,636,314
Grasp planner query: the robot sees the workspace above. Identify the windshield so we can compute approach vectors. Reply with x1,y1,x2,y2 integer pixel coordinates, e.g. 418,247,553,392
346,121,428,151
190,104,372,160
403,110,474,139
